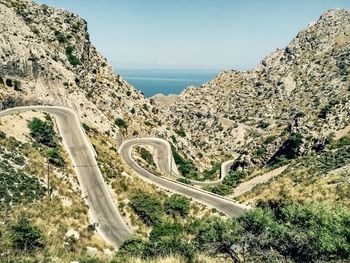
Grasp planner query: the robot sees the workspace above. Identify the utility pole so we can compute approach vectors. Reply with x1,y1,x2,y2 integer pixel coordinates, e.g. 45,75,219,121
47,159,51,198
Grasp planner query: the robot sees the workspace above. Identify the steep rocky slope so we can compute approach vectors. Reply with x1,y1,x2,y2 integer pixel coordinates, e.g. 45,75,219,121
154,8,350,172
0,0,157,143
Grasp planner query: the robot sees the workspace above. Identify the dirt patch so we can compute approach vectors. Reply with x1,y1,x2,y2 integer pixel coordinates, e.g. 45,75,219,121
0,110,46,142
232,165,289,197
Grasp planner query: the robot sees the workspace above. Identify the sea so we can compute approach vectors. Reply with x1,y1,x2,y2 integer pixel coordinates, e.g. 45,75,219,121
117,69,219,98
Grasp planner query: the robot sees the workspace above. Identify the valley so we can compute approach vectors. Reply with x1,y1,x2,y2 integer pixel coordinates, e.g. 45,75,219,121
0,1,349,262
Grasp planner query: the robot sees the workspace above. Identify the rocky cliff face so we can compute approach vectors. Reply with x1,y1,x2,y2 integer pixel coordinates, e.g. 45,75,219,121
154,8,350,170
0,0,157,143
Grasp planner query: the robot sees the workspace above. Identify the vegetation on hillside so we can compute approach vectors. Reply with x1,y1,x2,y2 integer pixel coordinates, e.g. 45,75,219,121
27,117,56,147
0,119,109,262
204,170,247,196
117,200,350,263
239,135,350,207
171,143,222,181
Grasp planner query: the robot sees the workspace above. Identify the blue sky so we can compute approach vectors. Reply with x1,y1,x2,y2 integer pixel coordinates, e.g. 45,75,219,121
36,0,350,70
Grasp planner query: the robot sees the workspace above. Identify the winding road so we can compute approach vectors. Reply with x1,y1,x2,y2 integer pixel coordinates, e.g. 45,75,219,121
0,106,248,248
119,138,248,217
0,106,132,248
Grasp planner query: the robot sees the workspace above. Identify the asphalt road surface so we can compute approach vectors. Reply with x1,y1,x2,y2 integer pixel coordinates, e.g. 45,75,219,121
0,106,132,248
119,138,248,217
1,106,249,248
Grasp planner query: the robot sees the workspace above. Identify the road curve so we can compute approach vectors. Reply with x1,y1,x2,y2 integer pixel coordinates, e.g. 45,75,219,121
0,106,132,248
119,138,249,217
128,138,237,186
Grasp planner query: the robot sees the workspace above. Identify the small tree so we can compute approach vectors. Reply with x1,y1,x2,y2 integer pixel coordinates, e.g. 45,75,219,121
115,118,128,129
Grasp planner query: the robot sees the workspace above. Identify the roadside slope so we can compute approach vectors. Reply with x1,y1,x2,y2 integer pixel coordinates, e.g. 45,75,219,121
0,106,132,247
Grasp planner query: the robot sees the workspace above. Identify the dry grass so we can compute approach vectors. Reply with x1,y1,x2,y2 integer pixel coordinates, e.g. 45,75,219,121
127,254,225,263
87,129,220,236
238,164,350,207
0,113,111,262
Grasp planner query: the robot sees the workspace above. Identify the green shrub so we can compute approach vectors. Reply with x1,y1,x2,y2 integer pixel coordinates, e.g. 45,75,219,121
12,155,25,166
204,170,247,196
119,239,148,258
263,135,277,144
257,120,270,129
175,129,186,137
0,131,6,139
223,170,247,187
170,143,198,180
319,99,340,119
68,56,81,66
27,118,56,147
295,112,306,118
115,118,128,129
138,147,155,166
164,194,191,217
202,162,220,180
204,184,232,195
65,45,74,55
331,135,350,149
256,147,266,157
9,216,44,252
54,31,66,43
13,80,21,91
46,147,65,167
194,201,350,263
66,45,81,66
176,177,192,185
129,192,164,226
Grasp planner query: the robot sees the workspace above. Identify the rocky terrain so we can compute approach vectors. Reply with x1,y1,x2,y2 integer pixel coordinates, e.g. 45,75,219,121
0,0,158,144
0,1,350,262
154,8,350,173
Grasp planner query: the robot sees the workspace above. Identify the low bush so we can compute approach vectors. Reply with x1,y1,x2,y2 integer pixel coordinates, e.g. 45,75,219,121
170,143,198,180
175,129,186,137
205,170,247,196
129,192,164,226
9,216,44,252
27,118,56,147
164,194,191,217
138,147,155,166
54,31,67,43
115,118,128,129
46,147,65,167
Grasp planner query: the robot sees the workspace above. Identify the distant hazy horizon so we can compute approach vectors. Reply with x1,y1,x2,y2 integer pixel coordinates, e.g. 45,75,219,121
36,0,350,70
117,68,219,97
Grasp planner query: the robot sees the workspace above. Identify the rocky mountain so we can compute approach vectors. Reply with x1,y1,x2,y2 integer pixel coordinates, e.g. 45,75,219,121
154,8,350,172
0,0,158,144
2,0,349,175
1,1,349,262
